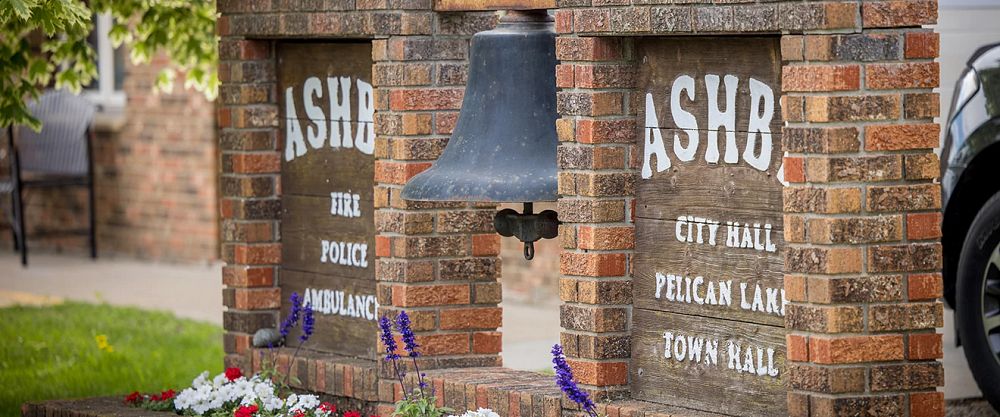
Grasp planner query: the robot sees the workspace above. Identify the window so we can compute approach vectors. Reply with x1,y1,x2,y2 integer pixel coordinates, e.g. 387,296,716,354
81,13,126,112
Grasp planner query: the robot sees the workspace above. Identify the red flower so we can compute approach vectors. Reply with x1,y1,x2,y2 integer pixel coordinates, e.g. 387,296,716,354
292,411,305,417
319,402,336,413
158,389,176,401
345,410,362,417
124,391,142,404
225,367,243,381
235,404,259,417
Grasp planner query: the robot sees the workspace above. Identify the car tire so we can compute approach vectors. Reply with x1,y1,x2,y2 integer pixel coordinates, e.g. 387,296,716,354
957,192,1000,411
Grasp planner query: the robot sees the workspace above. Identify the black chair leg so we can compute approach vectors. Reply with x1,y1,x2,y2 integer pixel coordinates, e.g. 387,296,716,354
9,195,18,252
88,182,96,259
13,186,26,267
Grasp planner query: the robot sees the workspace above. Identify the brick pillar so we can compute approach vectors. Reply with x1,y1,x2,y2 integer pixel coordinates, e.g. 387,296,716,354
554,34,637,397
217,34,282,369
782,2,944,416
374,13,504,374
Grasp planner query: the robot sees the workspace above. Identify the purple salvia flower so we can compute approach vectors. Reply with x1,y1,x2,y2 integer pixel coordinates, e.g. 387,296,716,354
380,315,409,400
396,311,420,358
379,316,400,361
299,303,315,342
396,311,427,396
551,344,597,417
279,292,302,337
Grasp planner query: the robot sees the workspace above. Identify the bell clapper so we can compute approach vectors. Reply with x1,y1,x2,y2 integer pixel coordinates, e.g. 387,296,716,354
494,202,560,260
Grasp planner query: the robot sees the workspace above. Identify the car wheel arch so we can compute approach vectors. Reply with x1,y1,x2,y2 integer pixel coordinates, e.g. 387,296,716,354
944,140,1000,308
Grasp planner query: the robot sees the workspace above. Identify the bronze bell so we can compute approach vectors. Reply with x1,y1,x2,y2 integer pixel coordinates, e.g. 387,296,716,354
401,10,560,259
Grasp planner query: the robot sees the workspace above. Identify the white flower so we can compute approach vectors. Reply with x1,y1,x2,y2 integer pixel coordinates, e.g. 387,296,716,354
449,408,501,417
173,369,333,417
287,394,320,413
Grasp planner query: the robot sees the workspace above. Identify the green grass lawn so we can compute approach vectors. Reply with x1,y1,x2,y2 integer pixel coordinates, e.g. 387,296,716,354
0,302,223,416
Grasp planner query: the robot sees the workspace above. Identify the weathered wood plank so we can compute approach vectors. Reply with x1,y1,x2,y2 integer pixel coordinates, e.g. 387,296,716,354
281,194,375,279
279,42,376,197
634,130,783,221
278,42,377,358
633,217,784,327
631,309,787,417
638,37,783,134
280,269,379,359
631,36,785,414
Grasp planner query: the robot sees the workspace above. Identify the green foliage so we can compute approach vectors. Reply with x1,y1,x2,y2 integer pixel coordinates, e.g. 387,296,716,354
0,301,224,416
0,0,217,130
393,392,453,417
256,351,302,396
135,395,176,412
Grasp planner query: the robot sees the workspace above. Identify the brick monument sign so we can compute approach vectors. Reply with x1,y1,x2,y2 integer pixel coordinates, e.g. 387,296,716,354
218,0,944,416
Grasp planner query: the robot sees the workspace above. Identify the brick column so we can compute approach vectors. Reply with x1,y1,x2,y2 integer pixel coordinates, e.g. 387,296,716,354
553,34,637,397
782,2,944,416
373,12,505,375
216,33,282,368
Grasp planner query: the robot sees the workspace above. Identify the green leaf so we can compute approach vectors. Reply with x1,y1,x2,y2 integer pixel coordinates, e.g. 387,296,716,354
5,0,37,20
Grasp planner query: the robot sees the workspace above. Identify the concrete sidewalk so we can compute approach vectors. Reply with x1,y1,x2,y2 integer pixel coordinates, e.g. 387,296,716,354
0,251,223,324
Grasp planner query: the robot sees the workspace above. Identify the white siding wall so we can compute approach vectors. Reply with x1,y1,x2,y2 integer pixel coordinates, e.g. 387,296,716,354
936,1,1000,128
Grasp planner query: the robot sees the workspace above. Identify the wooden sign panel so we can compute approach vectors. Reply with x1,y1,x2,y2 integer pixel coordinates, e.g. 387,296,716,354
278,42,377,359
630,38,786,416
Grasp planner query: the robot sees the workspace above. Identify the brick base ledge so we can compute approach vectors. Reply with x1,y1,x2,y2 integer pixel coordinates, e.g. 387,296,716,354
229,348,729,417
22,397,172,417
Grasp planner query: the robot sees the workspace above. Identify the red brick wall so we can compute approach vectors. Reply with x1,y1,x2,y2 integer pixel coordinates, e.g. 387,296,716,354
3,52,218,263
219,1,945,416
215,1,505,371
553,0,944,415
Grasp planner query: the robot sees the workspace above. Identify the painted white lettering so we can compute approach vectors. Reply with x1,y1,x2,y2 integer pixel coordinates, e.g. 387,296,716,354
765,224,776,252
692,276,704,305
671,75,699,162
704,74,739,164
642,93,670,179
319,240,369,269
285,87,307,161
744,78,774,171
694,216,706,244
726,222,739,248
673,334,688,360
707,221,720,246
666,274,676,302
752,284,765,313
355,80,375,155
719,280,732,306
706,281,718,305
704,340,719,366
328,76,352,148
687,336,703,363
740,282,752,310
741,225,754,249
727,341,741,372
767,348,779,377
303,77,327,149
766,287,780,315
